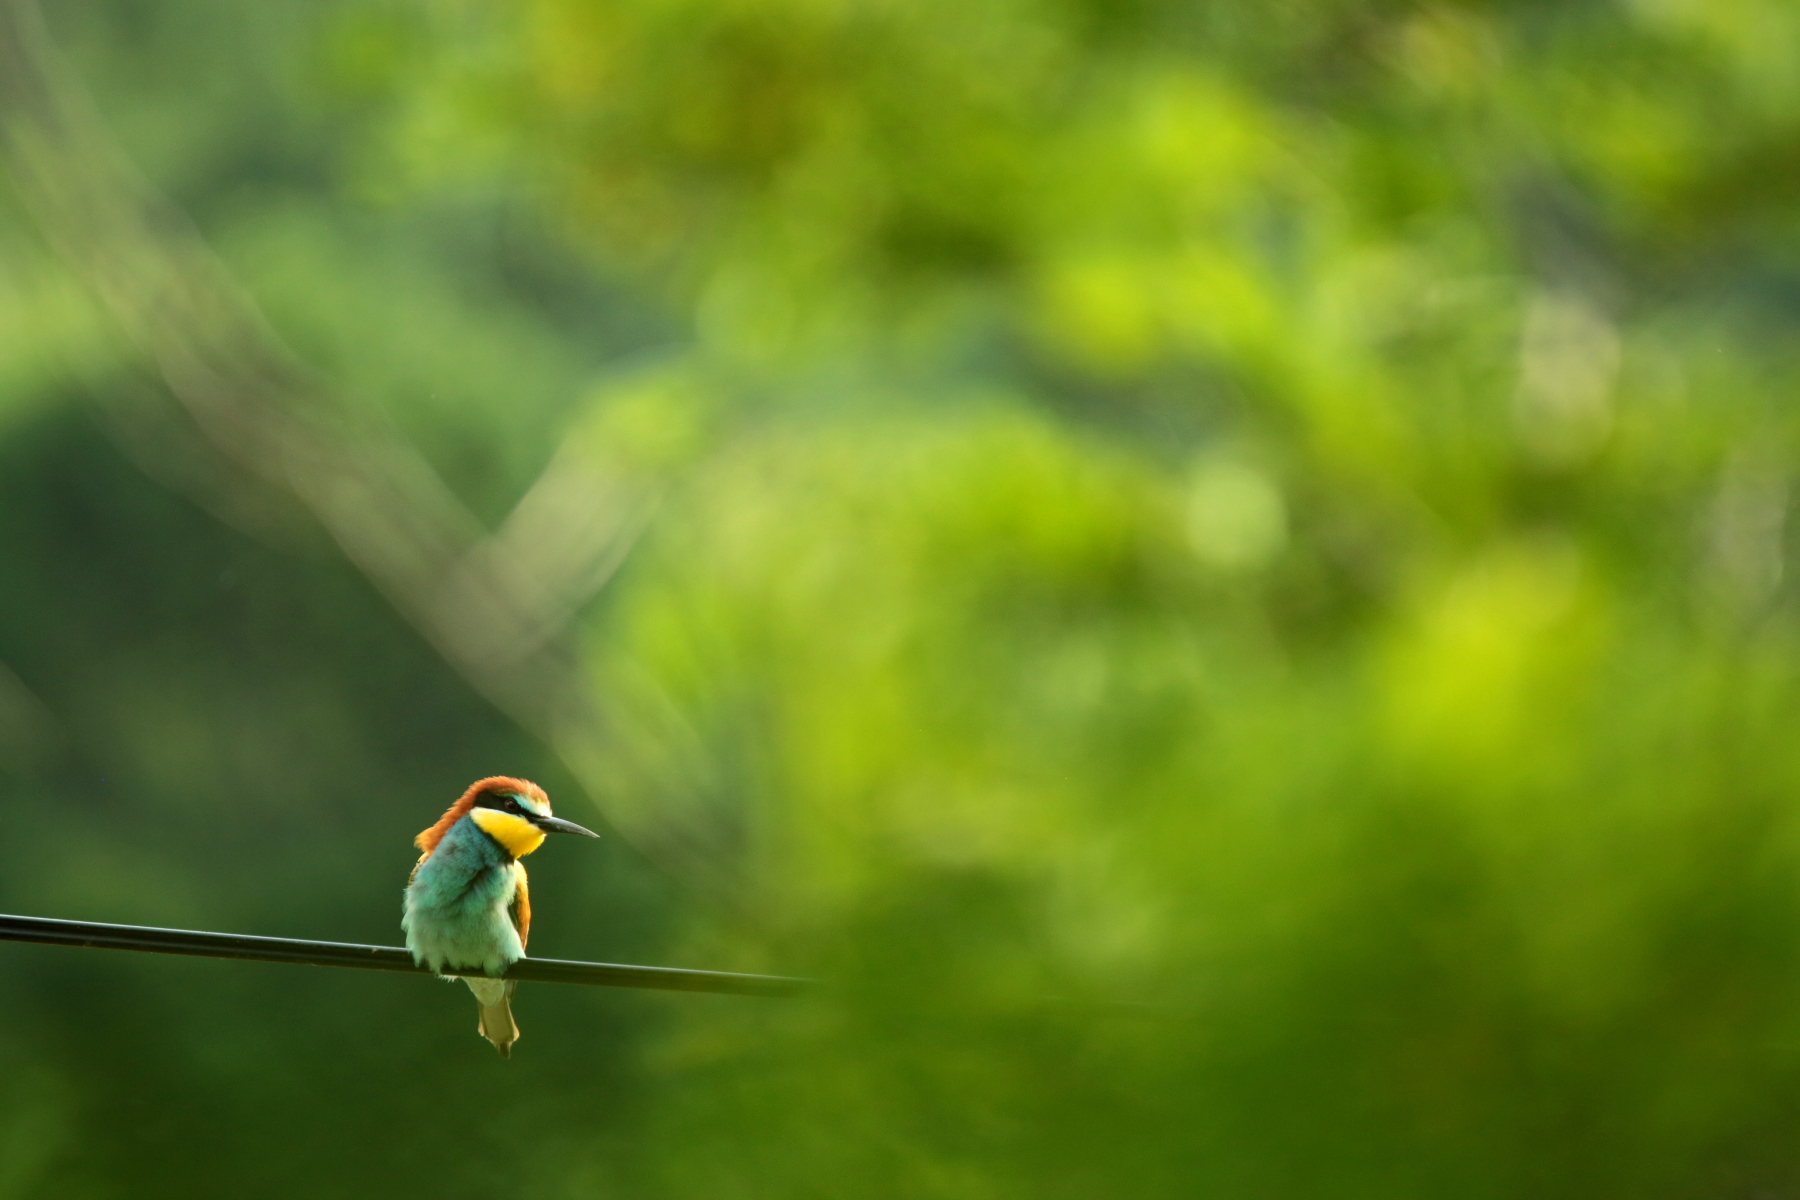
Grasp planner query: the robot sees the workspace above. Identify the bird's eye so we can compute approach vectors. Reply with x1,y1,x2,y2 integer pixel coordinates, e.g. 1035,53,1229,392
504,796,521,813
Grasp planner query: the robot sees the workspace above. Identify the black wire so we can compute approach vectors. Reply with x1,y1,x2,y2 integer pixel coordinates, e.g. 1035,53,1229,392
0,913,806,998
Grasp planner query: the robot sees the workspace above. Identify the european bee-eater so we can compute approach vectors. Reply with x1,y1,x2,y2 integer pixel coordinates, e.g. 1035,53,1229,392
402,776,599,1056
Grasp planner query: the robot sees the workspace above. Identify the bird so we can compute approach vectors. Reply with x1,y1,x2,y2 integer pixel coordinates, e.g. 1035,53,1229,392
402,776,599,1056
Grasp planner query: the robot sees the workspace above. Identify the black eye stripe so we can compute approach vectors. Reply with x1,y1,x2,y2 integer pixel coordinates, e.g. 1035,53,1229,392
474,791,527,813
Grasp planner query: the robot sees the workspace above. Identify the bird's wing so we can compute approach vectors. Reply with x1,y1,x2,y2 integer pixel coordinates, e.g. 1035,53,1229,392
509,865,531,950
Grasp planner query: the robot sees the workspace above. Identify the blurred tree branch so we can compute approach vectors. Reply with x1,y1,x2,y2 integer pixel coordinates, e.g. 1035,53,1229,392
0,0,651,791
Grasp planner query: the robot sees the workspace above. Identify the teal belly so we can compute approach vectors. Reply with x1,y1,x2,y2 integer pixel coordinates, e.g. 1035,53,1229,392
402,818,524,975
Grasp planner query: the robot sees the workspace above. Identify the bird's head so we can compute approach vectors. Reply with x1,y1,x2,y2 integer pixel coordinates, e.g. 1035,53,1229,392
469,778,599,859
416,776,600,861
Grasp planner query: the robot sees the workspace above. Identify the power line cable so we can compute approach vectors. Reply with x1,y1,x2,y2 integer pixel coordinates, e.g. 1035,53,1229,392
0,913,805,998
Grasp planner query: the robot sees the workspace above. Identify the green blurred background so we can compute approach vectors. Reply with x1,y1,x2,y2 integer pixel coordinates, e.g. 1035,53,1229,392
4,0,1800,1195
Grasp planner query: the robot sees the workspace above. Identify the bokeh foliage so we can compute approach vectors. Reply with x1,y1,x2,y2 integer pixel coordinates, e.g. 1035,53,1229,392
6,0,1800,1196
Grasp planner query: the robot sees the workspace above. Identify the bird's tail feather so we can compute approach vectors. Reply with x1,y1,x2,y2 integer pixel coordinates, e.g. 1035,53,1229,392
464,977,519,1058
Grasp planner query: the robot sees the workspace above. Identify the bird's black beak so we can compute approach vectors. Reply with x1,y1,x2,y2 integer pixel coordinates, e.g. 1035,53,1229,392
533,814,601,838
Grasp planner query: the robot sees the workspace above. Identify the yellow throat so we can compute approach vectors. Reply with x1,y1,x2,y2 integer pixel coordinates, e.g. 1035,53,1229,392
471,807,547,859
